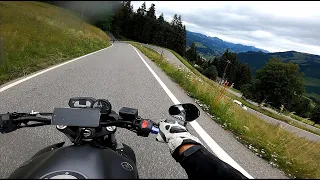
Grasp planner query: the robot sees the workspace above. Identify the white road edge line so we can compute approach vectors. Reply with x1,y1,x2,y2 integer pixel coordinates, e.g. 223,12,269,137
0,44,114,93
130,44,254,179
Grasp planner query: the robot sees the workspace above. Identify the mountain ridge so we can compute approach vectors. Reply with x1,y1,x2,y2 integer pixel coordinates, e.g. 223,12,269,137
186,30,269,56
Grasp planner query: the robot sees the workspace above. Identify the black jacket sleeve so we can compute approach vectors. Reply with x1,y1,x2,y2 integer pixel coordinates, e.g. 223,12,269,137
178,145,248,179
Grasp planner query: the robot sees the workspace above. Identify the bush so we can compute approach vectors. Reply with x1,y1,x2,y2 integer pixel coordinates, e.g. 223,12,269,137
311,106,320,126
203,65,218,80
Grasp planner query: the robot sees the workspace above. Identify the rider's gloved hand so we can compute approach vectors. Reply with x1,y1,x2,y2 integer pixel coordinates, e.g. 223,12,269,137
156,119,202,161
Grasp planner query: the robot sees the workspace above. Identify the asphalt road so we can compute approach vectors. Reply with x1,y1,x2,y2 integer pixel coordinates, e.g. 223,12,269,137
142,43,320,142
0,42,287,178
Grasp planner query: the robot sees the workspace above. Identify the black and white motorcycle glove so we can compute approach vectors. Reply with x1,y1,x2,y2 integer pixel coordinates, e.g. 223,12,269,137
156,119,202,161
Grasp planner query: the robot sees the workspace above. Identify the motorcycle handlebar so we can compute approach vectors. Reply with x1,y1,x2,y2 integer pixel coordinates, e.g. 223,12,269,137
17,116,52,123
100,119,159,135
0,113,159,135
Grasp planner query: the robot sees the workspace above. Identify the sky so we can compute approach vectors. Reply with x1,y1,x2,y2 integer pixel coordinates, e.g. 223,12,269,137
131,1,320,55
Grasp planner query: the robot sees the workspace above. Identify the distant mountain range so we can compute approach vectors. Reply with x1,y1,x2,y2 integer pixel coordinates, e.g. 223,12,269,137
237,51,320,78
186,30,269,57
186,30,320,102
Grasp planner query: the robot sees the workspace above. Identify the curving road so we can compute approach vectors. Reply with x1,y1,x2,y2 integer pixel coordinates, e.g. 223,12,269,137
0,42,287,178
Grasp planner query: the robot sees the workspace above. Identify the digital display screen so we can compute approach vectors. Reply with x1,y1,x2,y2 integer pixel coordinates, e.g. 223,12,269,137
52,108,101,127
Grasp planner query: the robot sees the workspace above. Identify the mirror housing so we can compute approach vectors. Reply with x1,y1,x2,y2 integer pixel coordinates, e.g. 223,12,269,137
168,103,200,122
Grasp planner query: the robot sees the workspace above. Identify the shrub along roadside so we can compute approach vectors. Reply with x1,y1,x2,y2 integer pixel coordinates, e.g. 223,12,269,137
130,42,320,179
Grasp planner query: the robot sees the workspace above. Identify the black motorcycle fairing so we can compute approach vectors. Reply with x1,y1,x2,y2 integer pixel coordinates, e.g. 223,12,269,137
117,143,137,164
8,145,138,179
32,142,65,158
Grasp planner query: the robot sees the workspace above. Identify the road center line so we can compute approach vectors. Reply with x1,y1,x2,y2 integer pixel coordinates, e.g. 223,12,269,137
0,44,113,93
130,44,254,179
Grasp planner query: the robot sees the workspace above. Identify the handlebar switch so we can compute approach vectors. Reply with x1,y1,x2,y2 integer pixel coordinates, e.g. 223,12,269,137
137,119,153,137
0,114,17,133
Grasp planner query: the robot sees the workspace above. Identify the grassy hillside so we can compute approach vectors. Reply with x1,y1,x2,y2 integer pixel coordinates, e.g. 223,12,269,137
194,42,206,48
0,1,110,85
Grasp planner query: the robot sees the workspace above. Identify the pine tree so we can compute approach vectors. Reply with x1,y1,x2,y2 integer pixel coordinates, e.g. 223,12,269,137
186,42,198,62
158,13,164,24
140,2,146,15
146,3,156,19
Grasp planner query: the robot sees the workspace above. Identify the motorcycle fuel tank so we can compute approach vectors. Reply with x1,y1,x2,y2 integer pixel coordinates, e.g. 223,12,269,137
8,145,138,179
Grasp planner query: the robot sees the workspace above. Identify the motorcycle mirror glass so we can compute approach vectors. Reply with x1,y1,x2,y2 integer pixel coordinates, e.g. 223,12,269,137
168,103,200,122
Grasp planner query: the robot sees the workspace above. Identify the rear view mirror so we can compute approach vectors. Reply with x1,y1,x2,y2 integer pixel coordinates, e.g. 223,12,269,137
168,103,200,122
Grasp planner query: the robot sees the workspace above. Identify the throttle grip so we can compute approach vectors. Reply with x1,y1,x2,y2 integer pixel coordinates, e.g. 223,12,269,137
136,119,160,137
151,126,159,134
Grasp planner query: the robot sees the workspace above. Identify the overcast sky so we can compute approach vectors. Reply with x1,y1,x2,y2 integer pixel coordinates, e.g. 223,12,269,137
131,1,320,55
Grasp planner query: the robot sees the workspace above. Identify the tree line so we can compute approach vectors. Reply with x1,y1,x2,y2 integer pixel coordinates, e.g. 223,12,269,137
185,42,252,91
110,1,186,56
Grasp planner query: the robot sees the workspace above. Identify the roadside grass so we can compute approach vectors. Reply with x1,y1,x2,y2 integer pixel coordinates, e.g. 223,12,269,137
130,42,320,179
230,87,242,94
0,1,110,86
239,99,320,133
290,114,320,129
291,114,307,122
237,98,320,136
304,77,320,87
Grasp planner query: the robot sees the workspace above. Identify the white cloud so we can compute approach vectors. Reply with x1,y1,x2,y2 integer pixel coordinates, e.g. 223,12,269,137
251,30,273,39
131,1,320,55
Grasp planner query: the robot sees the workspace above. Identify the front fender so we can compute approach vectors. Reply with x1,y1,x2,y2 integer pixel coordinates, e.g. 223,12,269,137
33,142,65,158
